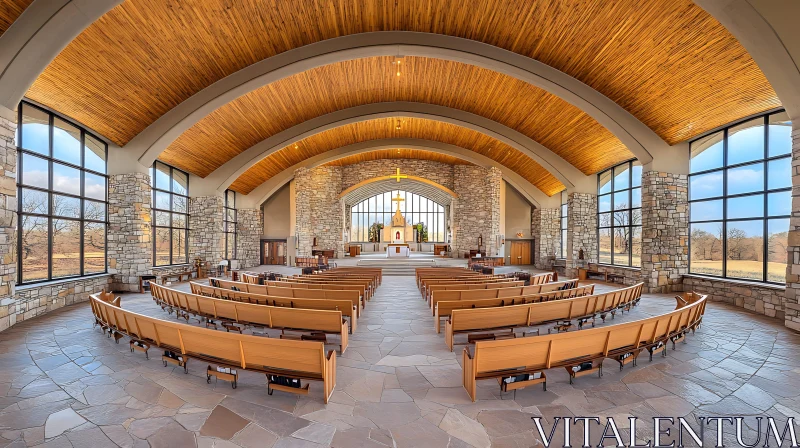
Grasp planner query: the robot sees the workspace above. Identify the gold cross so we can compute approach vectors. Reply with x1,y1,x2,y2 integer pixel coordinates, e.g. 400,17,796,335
392,193,405,212
391,168,407,182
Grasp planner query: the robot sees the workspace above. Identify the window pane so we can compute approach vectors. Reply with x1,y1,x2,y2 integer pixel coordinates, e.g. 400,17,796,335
598,170,611,194
612,226,630,266
52,163,80,196
154,191,170,210
690,171,722,200
727,163,764,196
767,218,789,282
52,219,80,278
154,162,170,191
173,170,188,196
690,222,723,277
21,188,48,215
155,211,170,226
20,215,48,282
21,104,49,156
227,233,236,259
84,222,105,274
598,212,611,228
173,194,187,213
632,208,642,226
767,157,791,190
728,117,765,166
21,153,49,189
84,200,105,221
613,191,629,210
690,131,723,173
172,229,187,264
84,134,106,173
172,213,186,228
726,220,764,281
726,194,764,219
631,226,642,267
598,195,611,213
632,162,642,188
154,228,171,266
613,209,629,226
768,191,791,217
84,172,106,201
52,194,80,218
690,199,722,221
768,112,792,157
613,163,629,191
598,228,612,264
226,190,235,207
561,233,567,258
52,117,81,166
631,188,641,208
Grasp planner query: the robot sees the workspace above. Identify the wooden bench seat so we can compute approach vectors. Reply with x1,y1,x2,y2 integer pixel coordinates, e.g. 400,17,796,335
433,285,595,333
461,291,707,401
211,278,364,311
90,293,336,402
150,284,349,353
429,279,579,313
444,283,644,351
159,270,194,284
420,275,512,296
425,280,525,302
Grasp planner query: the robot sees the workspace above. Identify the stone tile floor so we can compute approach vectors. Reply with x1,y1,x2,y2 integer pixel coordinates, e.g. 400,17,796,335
1,273,799,447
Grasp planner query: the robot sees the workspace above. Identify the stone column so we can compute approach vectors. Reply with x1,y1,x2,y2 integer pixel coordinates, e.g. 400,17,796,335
566,192,597,278
531,208,559,269
294,166,343,257
236,208,263,269
0,115,16,331
108,173,152,292
640,171,688,293
188,195,224,264
786,124,800,331
453,166,502,257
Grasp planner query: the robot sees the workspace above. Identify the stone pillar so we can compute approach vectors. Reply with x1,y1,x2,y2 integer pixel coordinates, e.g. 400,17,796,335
453,166,502,257
237,208,263,269
641,171,688,293
786,124,800,331
531,208,559,269
294,166,343,257
0,115,16,332
566,192,597,278
188,195,224,264
108,173,152,292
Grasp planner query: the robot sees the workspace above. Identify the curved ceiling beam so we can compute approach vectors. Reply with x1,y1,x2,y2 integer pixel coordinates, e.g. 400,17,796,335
241,138,558,210
0,0,122,113
129,32,664,169
694,0,800,120
207,103,594,194
339,176,456,206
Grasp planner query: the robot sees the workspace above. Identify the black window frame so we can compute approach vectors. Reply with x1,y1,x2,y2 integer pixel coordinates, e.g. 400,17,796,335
688,110,791,284
16,100,109,285
559,191,568,259
151,161,189,266
350,190,446,243
224,189,237,260
597,160,642,268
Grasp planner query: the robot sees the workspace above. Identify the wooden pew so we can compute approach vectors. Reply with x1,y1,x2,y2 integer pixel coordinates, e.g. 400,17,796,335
433,285,595,333
89,293,336,402
429,279,579,312
425,280,525,302
324,267,383,285
190,282,358,332
150,284,349,353
287,276,375,300
444,283,644,351
461,291,707,401
211,278,364,311
419,275,512,296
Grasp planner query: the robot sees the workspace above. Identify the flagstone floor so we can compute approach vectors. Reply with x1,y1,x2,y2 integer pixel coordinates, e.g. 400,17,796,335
1,272,799,447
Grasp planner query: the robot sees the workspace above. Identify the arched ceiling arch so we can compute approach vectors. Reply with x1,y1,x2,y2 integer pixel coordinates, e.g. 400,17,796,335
228,116,566,197
340,176,456,207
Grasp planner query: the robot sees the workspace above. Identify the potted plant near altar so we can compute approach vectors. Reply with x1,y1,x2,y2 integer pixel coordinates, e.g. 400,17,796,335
368,223,384,243
414,222,428,243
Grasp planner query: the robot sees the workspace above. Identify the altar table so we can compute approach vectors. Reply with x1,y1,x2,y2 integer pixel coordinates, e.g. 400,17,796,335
387,243,410,258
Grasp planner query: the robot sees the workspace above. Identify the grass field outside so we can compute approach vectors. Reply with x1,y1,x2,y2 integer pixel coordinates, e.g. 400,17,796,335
690,260,786,282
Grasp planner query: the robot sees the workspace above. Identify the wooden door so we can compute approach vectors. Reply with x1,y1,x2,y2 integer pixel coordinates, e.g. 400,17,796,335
262,241,287,265
510,241,531,265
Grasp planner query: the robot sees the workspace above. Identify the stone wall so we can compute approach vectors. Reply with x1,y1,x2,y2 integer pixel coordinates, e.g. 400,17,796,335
108,173,152,292
531,208,559,269
0,115,16,332
452,166,502,257
684,275,785,319
295,166,344,257
566,192,597,277
189,195,224,264
340,159,455,191
237,208,263,269
641,171,688,293
8,276,113,331
787,124,800,331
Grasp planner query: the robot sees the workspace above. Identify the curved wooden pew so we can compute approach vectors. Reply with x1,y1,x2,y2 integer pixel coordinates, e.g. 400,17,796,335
89,293,337,403
190,282,358,332
429,279,579,313
420,276,513,296
425,280,525,302
285,276,375,300
433,285,595,333
444,283,644,351
211,278,364,310
461,291,707,401
324,267,382,285
150,284,349,353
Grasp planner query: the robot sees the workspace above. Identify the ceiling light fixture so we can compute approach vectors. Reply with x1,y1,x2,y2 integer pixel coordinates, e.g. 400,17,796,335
395,119,402,130
392,56,403,77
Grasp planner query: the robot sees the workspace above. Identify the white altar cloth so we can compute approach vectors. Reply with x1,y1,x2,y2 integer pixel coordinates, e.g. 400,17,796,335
387,246,410,257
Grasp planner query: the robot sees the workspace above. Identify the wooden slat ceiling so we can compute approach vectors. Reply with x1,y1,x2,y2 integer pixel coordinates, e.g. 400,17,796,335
0,0,33,36
26,0,777,152
160,57,630,178
228,117,566,197
325,149,472,168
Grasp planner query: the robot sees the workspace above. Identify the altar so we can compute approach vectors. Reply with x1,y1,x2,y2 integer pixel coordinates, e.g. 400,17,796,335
387,243,410,258
383,193,413,258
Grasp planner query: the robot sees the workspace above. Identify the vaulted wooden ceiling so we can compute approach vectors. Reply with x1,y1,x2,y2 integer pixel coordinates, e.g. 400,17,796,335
325,149,472,168
228,117,565,196
0,0,33,36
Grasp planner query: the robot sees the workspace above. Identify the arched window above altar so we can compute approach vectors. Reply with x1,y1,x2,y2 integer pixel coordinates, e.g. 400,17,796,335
350,191,446,243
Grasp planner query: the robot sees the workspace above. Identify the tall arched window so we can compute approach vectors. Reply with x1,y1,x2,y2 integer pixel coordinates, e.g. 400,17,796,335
350,191,445,242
